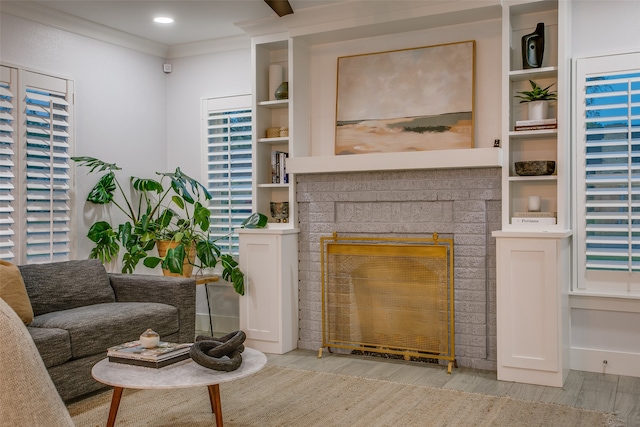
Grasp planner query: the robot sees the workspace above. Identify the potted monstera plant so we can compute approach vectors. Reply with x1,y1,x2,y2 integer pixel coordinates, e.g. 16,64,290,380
72,156,267,295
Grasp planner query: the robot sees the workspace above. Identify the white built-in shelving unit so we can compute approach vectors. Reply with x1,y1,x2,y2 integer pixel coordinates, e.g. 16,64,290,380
238,33,309,354
494,0,572,388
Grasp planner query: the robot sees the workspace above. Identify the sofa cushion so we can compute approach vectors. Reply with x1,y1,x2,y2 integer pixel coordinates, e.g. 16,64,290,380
19,259,115,316
27,326,72,368
0,260,34,324
28,302,180,359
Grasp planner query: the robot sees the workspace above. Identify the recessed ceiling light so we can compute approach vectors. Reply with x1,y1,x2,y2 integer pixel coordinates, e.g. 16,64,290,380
154,17,174,24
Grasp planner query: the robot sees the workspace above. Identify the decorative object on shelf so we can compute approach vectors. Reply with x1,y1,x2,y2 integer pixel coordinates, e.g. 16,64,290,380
514,118,557,131
521,23,545,69
190,331,246,372
279,127,289,137
270,201,289,223
266,127,281,138
274,81,288,100
512,210,557,225
268,64,283,101
71,156,245,294
515,80,557,121
139,329,160,348
271,151,288,183
528,196,541,212
514,160,556,176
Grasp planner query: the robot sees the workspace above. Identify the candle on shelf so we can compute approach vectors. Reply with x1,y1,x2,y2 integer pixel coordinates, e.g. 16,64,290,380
528,196,541,212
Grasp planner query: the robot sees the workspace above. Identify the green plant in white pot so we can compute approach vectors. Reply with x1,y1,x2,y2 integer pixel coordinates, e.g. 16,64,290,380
72,156,267,295
515,80,557,121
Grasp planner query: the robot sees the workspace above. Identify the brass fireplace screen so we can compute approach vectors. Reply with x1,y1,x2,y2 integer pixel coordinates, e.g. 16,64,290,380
320,233,456,373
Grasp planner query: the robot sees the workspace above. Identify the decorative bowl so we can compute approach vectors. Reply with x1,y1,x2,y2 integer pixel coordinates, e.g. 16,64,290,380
514,160,556,176
270,202,289,223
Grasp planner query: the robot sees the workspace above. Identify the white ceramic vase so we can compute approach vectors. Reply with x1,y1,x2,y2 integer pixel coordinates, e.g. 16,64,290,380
527,100,549,121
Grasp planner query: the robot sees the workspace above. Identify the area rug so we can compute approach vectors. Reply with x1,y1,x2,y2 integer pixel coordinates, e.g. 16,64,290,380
68,365,620,426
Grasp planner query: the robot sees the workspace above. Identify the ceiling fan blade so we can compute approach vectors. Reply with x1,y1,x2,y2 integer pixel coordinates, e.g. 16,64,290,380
264,0,294,17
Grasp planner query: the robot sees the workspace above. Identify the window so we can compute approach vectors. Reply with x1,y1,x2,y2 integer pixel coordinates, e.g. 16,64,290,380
202,95,252,256
0,65,74,264
576,52,640,292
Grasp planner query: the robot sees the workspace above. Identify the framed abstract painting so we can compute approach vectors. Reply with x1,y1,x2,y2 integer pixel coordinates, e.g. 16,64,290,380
335,40,475,155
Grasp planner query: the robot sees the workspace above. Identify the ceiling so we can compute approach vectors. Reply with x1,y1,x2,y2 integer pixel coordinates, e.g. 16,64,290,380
4,0,342,46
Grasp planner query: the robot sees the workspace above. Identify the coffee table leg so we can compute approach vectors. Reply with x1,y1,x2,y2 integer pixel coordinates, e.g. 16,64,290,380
107,387,124,427
207,384,223,426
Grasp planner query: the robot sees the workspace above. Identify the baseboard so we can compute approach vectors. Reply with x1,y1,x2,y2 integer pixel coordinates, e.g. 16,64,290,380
571,347,640,377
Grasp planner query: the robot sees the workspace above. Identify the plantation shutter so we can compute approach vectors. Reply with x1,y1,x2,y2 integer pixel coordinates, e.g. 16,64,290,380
22,71,74,264
576,52,640,292
0,66,17,261
203,96,252,256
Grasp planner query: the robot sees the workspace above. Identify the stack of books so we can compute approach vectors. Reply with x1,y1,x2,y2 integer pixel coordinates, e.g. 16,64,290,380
107,340,192,368
514,118,557,131
511,211,557,225
271,150,288,184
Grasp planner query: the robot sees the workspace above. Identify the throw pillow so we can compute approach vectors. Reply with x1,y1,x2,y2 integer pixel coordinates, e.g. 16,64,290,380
0,260,35,325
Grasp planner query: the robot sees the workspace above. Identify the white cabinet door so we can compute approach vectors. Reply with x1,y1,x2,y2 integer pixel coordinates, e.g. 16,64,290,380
496,236,570,387
239,228,299,354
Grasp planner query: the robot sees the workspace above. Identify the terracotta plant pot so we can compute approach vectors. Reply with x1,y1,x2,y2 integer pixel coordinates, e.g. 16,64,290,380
156,240,196,277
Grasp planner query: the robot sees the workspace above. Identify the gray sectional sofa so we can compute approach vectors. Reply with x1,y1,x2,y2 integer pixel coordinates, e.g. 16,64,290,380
18,259,196,401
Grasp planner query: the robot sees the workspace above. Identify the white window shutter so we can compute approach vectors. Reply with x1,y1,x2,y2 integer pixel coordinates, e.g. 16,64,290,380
0,66,17,261
576,53,640,292
204,96,252,256
0,67,74,264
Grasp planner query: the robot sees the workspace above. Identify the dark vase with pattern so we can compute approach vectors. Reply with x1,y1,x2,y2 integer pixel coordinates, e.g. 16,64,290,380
521,23,545,69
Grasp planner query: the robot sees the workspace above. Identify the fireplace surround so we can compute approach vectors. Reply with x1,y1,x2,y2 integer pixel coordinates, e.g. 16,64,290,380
296,167,501,371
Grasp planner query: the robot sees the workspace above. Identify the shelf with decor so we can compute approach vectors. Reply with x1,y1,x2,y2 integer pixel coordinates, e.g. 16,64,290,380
241,34,306,355
251,34,295,226
494,0,571,389
499,0,568,232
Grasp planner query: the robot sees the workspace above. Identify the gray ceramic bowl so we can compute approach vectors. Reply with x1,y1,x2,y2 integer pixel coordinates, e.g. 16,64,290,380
514,160,556,176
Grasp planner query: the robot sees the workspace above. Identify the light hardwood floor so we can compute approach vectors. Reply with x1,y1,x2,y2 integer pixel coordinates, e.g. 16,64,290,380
264,349,639,426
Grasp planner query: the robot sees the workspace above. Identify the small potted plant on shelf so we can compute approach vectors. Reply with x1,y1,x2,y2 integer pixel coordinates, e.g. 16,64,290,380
515,79,557,121
72,156,267,295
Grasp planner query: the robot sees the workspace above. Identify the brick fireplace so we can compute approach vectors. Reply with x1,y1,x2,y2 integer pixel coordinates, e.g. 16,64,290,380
296,167,501,371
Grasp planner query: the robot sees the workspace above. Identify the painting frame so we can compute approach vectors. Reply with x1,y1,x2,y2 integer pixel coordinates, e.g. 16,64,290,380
335,40,475,155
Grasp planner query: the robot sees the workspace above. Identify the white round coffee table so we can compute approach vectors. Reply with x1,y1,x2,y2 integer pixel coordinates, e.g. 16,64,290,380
92,347,267,427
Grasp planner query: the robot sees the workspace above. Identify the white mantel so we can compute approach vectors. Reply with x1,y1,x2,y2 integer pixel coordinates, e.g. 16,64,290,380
287,147,502,174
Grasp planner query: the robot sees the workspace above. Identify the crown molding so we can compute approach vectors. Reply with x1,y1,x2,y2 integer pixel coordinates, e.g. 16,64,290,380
167,35,251,59
1,1,170,57
1,2,252,59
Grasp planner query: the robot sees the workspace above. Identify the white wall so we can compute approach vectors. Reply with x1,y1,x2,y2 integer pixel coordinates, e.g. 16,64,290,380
0,13,168,263
572,0,640,58
569,0,640,378
165,50,251,181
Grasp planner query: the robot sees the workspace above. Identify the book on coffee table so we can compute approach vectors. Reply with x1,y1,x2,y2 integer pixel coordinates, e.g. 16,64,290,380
108,351,191,368
107,340,192,362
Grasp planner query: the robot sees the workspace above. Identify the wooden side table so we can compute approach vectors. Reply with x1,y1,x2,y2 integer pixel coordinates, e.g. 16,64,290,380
194,275,219,336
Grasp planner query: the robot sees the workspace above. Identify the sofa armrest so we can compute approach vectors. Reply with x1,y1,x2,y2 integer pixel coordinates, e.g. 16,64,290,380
108,274,195,343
